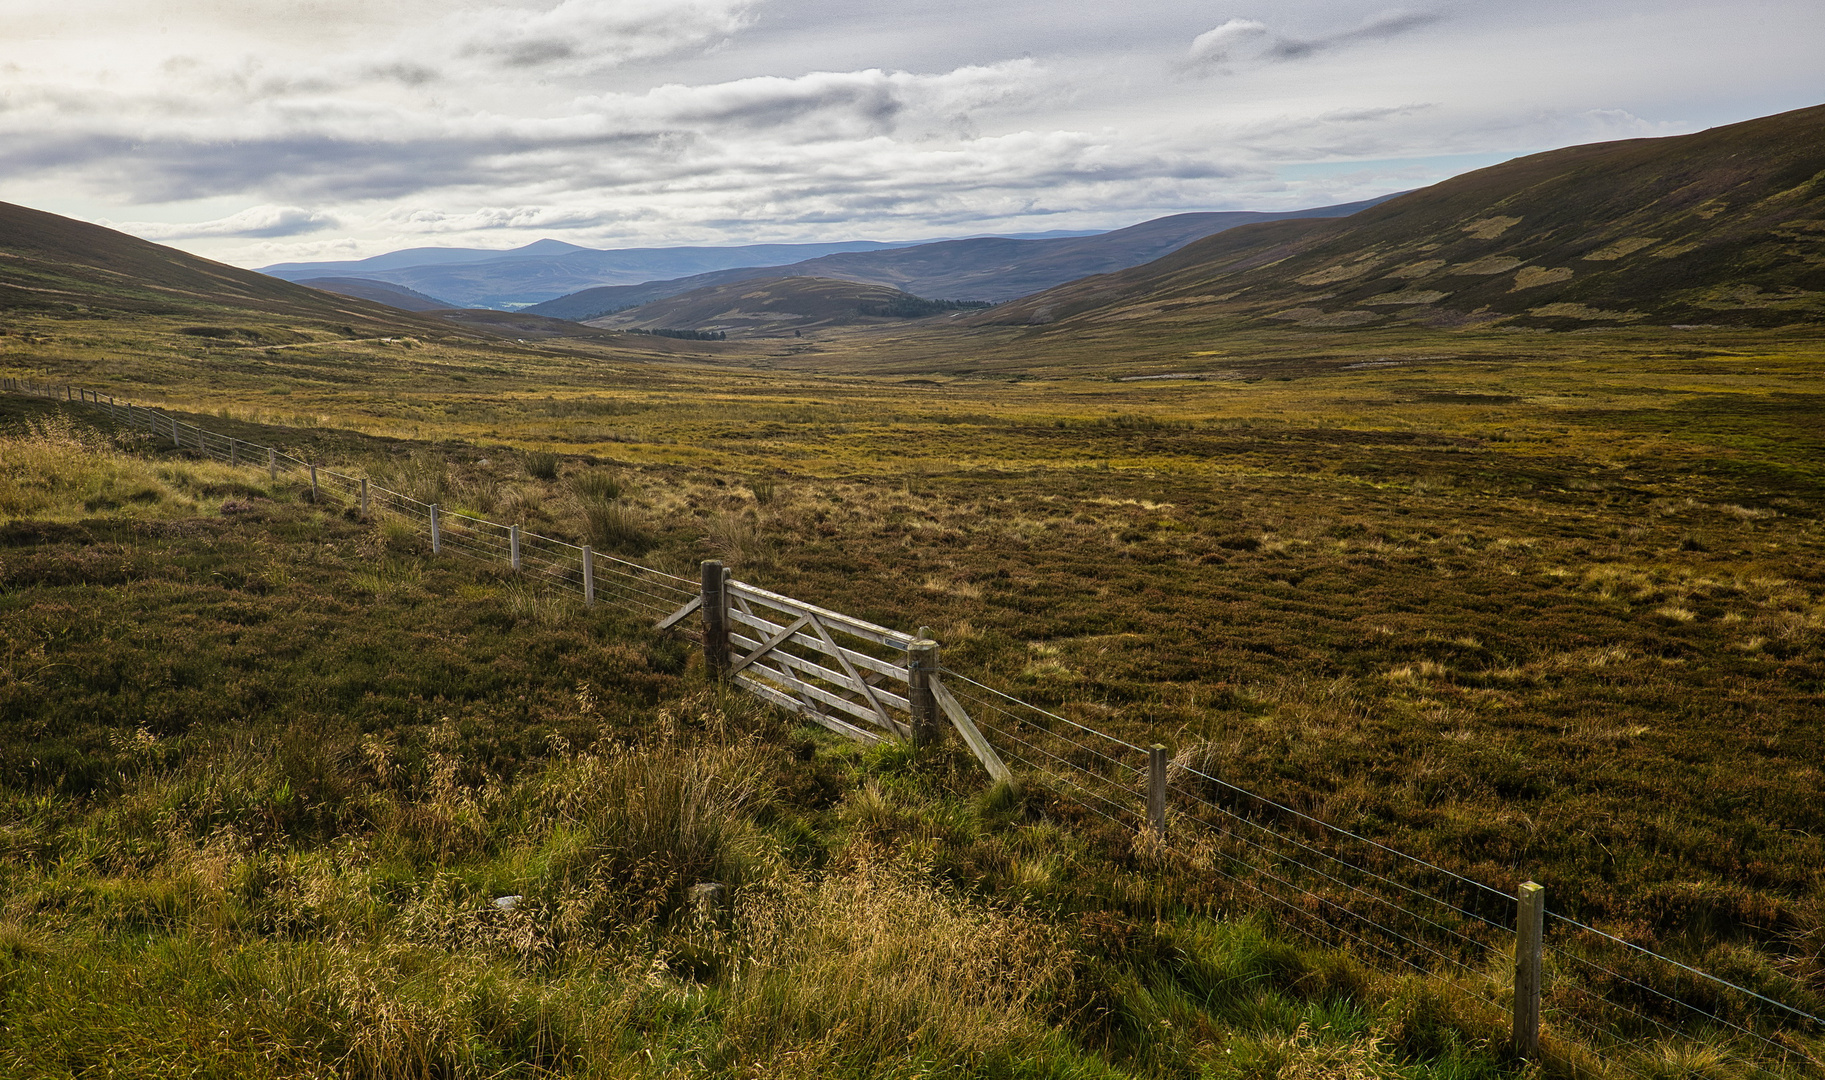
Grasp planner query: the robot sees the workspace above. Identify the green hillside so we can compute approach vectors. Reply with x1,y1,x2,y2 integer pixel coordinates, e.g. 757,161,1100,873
975,104,1825,333
0,201,456,332
590,275,977,337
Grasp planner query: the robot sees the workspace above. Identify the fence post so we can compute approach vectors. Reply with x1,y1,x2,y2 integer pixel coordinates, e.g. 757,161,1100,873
1514,880,1545,1059
907,638,940,748
1148,744,1168,837
268,448,277,481
309,464,319,501
360,478,369,518
582,545,596,607
701,560,729,679
510,525,521,571
430,504,442,555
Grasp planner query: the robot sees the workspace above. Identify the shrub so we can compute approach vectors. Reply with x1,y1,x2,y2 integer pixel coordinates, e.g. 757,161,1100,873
524,451,559,481
569,470,622,502
581,499,650,555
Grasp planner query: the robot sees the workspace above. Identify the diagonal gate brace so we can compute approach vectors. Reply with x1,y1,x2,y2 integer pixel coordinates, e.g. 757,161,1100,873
930,677,1015,787
730,613,813,675
654,594,702,631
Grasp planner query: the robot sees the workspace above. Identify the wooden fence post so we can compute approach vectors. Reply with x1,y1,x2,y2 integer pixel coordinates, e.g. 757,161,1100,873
429,504,442,554
510,525,521,571
582,545,596,606
1514,880,1545,1059
309,464,319,501
360,478,369,518
907,638,940,748
267,448,277,481
1148,744,1168,837
701,560,729,679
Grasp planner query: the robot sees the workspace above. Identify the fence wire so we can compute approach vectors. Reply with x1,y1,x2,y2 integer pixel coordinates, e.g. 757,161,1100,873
13,377,1825,1080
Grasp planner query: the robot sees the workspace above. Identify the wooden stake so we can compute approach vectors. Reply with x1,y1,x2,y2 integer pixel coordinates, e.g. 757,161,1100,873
309,464,319,501
907,639,940,748
701,560,729,678
268,448,277,481
360,478,369,518
1148,744,1168,837
510,524,521,570
1514,880,1545,1059
430,503,442,554
582,545,595,606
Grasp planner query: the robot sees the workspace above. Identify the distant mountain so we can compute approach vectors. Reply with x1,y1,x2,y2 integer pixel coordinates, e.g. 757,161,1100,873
589,276,970,337
971,104,1825,333
261,239,945,308
0,200,448,333
297,277,456,311
526,196,1399,320
263,238,597,277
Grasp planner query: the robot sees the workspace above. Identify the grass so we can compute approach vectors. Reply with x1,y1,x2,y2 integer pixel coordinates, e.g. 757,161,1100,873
4,301,1825,1075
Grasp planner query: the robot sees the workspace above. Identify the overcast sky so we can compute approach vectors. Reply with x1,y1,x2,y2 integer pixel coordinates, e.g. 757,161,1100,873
2,0,1819,267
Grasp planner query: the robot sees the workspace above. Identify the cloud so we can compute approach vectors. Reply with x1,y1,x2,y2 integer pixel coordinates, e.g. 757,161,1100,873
1187,9,1443,69
590,60,1054,141
455,0,756,72
1187,19,1272,66
104,204,339,240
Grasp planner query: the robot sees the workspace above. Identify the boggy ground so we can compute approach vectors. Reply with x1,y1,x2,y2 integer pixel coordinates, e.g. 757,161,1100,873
0,402,1518,1079
3,313,1824,1074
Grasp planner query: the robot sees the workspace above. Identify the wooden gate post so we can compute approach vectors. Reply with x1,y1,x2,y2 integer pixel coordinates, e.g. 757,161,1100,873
907,638,940,748
701,560,729,679
1514,880,1545,1058
1148,744,1168,837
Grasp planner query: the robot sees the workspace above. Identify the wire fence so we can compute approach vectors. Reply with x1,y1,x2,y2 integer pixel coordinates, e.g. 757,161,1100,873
10,376,1824,1079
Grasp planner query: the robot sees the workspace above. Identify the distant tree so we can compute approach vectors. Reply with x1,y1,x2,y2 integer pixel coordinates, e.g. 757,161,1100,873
857,297,993,318
625,327,726,341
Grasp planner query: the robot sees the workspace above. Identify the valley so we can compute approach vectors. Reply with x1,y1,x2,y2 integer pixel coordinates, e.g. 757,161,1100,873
3,105,1824,1080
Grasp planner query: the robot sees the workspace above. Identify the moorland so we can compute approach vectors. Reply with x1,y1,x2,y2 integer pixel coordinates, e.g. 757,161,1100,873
2,104,1824,1079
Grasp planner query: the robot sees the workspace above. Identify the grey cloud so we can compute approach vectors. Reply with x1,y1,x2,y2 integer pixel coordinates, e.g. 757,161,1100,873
1264,10,1444,60
458,0,755,71
1188,9,1443,68
0,127,676,203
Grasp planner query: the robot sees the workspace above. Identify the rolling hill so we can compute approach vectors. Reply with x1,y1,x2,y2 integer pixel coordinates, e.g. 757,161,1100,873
971,104,1825,333
0,200,451,334
260,238,945,309
525,197,1398,320
587,276,973,337
296,277,457,311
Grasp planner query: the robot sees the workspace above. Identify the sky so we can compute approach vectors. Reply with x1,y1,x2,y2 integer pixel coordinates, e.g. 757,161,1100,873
1,0,1820,268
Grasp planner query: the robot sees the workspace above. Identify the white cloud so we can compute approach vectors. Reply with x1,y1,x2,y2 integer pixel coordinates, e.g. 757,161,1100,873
1188,20,1272,67
99,205,339,240
0,0,1815,267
